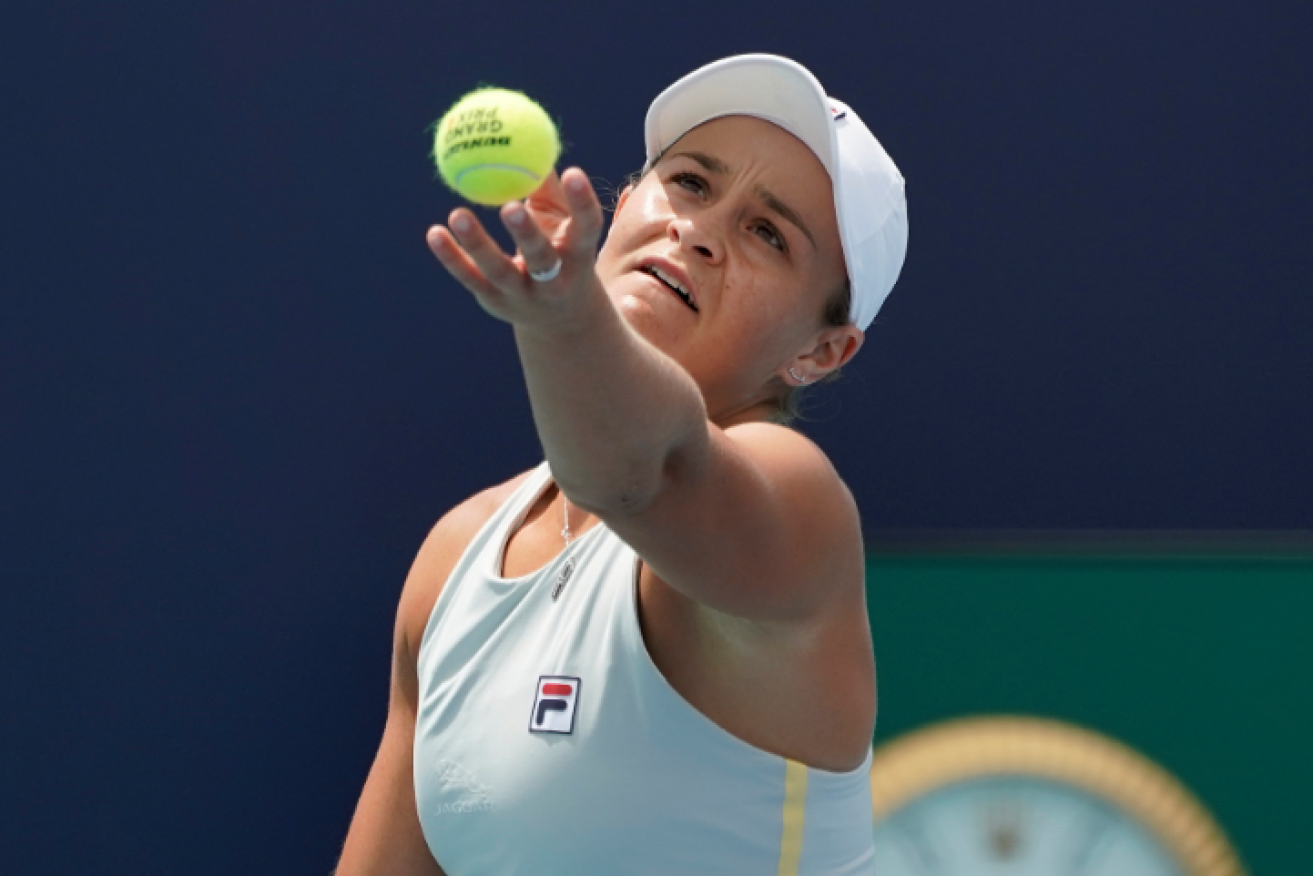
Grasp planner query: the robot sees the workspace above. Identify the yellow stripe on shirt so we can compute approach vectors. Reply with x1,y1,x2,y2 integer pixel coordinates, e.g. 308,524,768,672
777,759,809,876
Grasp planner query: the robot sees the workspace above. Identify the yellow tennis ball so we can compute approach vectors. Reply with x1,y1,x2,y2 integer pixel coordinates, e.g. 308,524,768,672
433,87,560,206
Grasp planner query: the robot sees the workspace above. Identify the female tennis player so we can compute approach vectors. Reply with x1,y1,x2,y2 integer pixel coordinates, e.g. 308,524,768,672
337,54,908,875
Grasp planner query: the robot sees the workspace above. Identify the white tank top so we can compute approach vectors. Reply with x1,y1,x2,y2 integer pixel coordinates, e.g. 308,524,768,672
413,462,875,875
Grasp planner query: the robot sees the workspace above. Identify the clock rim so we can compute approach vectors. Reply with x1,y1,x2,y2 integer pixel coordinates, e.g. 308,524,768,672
869,715,1246,876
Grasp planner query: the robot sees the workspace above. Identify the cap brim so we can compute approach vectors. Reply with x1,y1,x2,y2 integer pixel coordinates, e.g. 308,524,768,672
644,55,838,179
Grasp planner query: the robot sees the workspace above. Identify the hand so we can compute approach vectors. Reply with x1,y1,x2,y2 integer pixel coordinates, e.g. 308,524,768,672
426,167,607,333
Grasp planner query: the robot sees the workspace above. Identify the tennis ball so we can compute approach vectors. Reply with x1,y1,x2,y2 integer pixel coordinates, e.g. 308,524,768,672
433,87,560,206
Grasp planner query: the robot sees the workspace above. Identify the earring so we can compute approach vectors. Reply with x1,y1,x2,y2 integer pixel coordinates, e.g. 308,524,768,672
788,366,807,385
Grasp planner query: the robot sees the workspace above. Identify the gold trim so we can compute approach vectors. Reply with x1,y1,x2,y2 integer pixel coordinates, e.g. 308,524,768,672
870,716,1246,876
776,759,808,876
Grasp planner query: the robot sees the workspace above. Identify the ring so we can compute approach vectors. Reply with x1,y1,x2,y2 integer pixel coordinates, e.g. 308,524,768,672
528,258,563,283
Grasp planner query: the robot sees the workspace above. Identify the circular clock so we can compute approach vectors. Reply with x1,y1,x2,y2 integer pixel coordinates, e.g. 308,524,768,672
869,716,1246,876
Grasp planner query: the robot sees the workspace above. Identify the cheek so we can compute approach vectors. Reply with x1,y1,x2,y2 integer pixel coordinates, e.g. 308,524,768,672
719,273,820,370
723,273,803,337
595,224,628,277
597,214,650,280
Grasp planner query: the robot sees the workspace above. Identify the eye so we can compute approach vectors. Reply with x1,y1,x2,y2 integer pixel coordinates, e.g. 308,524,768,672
668,171,707,197
754,221,786,252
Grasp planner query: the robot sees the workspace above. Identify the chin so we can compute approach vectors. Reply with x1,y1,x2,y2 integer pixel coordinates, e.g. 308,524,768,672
613,291,691,356
616,291,670,338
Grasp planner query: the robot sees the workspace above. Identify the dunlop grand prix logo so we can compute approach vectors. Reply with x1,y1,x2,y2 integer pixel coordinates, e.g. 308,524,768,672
441,105,512,159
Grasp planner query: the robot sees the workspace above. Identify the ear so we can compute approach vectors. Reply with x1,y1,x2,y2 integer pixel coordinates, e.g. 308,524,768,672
784,325,864,385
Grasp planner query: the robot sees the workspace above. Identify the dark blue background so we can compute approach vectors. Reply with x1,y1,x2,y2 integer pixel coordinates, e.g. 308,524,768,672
3,0,1310,871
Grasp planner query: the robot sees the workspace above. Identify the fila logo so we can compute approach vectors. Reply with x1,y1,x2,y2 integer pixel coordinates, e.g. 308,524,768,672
529,675,580,735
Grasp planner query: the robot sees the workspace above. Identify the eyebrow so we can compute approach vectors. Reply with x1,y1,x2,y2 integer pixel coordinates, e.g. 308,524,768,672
754,186,816,250
673,149,730,176
668,150,817,250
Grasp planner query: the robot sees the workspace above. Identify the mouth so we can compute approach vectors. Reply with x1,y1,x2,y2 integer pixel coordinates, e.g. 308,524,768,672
638,264,698,313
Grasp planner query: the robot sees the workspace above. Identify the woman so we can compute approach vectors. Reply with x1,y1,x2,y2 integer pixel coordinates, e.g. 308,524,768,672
338,54,908,875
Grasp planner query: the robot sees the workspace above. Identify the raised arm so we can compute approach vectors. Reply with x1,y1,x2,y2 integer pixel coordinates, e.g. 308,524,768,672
427,169,862,623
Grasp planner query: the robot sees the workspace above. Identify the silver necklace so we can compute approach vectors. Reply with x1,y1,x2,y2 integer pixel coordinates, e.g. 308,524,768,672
552,493,576,601
560,494,573,547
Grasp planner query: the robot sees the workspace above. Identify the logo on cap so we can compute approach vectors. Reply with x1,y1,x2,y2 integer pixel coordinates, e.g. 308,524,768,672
529,675,580,735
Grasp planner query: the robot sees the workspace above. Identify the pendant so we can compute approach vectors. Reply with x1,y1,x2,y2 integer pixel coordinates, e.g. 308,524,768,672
551,557,576,601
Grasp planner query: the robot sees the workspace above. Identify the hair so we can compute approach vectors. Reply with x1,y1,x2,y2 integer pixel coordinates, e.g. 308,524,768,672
610,165,852,427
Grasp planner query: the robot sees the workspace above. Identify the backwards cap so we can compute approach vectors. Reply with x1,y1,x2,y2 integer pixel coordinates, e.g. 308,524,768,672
644,54,908,332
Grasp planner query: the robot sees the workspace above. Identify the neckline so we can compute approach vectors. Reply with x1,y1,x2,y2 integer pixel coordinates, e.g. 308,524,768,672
488,464,607,583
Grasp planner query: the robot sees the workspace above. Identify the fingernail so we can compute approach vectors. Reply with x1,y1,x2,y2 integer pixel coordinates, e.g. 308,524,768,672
452,214,471,233
506,204,526,225
567,174,586,193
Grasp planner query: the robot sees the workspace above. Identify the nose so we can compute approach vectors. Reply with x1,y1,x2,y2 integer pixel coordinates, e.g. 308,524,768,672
667,212,724,265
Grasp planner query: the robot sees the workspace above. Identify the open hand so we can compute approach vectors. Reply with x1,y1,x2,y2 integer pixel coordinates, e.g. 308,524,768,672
426,167,607,333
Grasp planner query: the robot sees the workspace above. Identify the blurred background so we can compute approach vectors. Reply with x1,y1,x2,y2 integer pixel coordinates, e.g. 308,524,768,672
2,0,1310,872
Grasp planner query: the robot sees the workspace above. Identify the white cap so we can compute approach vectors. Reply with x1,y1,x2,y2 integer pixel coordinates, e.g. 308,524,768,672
644,54,908,332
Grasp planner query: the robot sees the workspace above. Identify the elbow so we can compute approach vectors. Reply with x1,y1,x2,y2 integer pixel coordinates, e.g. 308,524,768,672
559,398,711,518
563,435,703,518
561,464,663,518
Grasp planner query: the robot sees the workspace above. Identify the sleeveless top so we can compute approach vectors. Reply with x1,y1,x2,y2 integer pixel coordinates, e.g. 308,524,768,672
413,462,876,875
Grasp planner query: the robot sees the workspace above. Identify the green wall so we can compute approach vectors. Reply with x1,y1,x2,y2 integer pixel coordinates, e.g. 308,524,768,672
865,547,1313,874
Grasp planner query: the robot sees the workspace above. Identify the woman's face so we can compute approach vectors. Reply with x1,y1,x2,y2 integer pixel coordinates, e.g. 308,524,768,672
595,115,860,424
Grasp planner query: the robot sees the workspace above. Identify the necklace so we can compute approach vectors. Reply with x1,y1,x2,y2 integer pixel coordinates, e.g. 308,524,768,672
552,492,576,601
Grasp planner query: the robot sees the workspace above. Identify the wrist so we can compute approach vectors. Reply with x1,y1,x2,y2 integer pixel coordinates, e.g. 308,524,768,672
512,275,616,344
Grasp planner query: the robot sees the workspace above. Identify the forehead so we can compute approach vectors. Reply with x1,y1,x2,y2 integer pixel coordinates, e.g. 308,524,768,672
663,116,841,244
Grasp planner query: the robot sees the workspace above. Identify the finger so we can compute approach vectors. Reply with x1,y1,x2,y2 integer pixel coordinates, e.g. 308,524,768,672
426,224,504,301
558,168,605,258
501,201,563,279
527,170,568,216
446,207,526,291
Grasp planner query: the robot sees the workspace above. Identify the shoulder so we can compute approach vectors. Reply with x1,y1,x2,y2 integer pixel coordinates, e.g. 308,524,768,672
721,421,860,546
716,421,865,621
395,468,537,661
721,421,852,489
617,418,862,622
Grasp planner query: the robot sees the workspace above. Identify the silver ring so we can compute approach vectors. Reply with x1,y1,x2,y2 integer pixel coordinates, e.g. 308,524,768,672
528,257,563,283
788,367,807,385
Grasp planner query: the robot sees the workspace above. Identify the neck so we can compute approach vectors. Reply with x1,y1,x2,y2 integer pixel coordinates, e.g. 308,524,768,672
708,382,788,430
